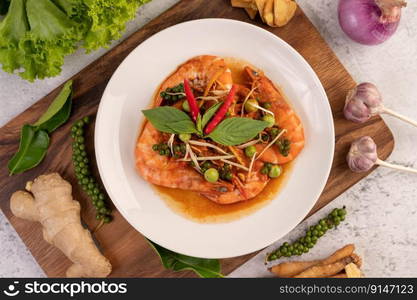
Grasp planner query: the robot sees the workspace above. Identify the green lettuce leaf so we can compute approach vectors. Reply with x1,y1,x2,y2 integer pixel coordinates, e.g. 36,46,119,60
20,0,84,81
0,0,29,73
83,0,151,51
0,0,151,81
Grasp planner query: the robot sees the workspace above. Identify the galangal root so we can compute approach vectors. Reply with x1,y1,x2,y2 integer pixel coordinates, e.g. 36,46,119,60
269,244,364,278
10,173,112,278
231,0,297,27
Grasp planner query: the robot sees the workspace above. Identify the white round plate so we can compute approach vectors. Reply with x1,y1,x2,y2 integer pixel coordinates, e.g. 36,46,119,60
95,19,334,259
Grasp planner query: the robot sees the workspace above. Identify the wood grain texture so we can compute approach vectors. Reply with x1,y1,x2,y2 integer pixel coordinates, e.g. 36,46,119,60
0,0,394,278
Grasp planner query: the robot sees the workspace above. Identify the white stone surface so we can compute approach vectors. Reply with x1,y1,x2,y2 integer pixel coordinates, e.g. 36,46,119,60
1,0,416,277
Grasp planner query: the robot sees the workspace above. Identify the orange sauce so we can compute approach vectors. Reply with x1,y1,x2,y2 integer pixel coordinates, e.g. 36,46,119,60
150,57,295,223
153,162,292,223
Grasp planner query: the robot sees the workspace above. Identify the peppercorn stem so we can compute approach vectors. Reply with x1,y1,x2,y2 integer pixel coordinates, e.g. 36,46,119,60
383,107,417,128
376,158,417,174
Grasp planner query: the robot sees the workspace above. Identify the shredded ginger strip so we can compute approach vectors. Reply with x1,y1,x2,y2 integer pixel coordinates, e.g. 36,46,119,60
240,85,258,117
247,151,257,181
237,134,262,149
256,129,287,161
188,140,231,155
168,134,175,156
186,143,201,172
179,155,235,162
221,159,249,171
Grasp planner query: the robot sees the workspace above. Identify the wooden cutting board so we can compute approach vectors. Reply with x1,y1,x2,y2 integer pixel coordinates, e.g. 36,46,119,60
0,0,394,277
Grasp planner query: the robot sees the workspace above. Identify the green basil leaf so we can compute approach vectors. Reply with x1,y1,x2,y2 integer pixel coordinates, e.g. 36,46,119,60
36,98,72,133
167,120,197,134
142,107,193,134
201,102,222,129
33,80,73,127
196,113,203,135
8,125,50,175
208,117,269,146
147,240,223,278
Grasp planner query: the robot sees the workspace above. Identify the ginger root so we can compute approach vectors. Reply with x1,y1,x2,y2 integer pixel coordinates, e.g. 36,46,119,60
270,244,364,278
231,0,297,27
10,173,112,278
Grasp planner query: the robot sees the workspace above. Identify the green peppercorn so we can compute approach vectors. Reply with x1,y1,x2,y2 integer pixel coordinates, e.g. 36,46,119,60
204,168,219,183
76,128,83,136
202,161,212,169
225,173,233,181
103,216,112,224
270,127,279,138
262,102,272,109
338,208,346,216
262,115,275,128
269,165,282,178
244,145,257,158
244,99,259,113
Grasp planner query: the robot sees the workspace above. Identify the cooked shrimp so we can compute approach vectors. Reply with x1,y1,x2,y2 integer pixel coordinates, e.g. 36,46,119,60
244,66,305,164
155,55,233,106
136,56,249,202
135,57,303,205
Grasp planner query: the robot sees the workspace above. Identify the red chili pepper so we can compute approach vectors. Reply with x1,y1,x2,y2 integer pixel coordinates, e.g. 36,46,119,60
204,84,237,135
184,79,200,122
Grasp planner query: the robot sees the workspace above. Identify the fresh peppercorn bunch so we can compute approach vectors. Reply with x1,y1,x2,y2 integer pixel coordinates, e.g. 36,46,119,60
160,83,185,105
219,164,233,181
172,143,187,158
200,161,213,173
276,138,291,157
152,142,171,157
152,142,187,158
266,207,347,262
71,117,112,224
268,127,282,140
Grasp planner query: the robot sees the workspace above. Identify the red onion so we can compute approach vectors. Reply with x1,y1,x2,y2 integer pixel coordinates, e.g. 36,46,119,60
338,0,407,45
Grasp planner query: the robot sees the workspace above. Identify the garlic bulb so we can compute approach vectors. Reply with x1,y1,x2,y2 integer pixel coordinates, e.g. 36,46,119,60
344,82,417,128
347,136,378,173
343,83,384,123
347,136,417,175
